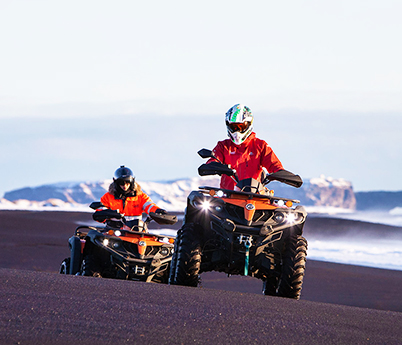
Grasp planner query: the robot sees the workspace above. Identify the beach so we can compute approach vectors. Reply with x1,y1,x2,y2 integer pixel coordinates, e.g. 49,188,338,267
1,209,401,344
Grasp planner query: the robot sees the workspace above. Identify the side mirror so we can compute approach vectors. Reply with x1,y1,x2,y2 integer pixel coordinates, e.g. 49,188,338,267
198,148,215,159
89,201,104,210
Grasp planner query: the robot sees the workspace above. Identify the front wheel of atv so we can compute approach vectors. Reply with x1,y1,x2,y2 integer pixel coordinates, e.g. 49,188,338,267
277,235,308,299
82,254,102,277
169,223,201,287
168,237,179,284
59,258,70,274
69,236,82,275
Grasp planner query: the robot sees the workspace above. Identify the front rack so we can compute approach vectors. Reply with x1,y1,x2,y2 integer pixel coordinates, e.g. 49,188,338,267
198,186,300,204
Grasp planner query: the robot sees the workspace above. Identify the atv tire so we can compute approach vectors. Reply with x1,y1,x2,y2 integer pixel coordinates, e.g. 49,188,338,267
169,223,201,287
277,235,308,299
258,251,281,296
82,254,102,277
59,258,70,274
69,236,82,275
168,234,180,284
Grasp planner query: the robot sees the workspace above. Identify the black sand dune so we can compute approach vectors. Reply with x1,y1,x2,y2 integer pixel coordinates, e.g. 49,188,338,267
1,210,402,344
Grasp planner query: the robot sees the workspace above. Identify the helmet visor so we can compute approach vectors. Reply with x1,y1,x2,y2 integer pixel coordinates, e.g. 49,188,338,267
227,121,251,133
118,179,131,186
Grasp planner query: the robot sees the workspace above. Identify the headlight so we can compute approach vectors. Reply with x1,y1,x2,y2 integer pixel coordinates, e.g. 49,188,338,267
273,212,301,224
201,200,211,211
160,247,170,256
275,200,285,207
158,237,169,243
286,213,298,223
216,190,225,198
288,212,304,224
273,212,285,223
102,238,121,248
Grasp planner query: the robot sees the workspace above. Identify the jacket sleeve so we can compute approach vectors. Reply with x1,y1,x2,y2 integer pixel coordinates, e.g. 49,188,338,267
261,143,284,173
140,192,159,214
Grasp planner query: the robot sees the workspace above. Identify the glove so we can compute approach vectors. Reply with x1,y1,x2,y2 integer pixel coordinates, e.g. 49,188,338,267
155,208,167,215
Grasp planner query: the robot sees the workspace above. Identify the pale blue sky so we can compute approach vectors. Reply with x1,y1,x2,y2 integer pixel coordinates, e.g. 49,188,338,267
1,1,401,196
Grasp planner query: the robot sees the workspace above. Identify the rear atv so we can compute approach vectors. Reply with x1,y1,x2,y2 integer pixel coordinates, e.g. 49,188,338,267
60,202,177,283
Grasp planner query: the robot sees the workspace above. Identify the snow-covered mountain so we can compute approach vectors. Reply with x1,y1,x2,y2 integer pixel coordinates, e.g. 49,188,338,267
1,175,356,212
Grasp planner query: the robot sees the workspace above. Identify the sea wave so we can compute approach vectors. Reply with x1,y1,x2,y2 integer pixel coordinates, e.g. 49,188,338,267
307,238,402,271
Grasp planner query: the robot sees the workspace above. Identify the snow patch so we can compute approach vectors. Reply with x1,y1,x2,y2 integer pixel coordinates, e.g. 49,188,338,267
309,175,352,189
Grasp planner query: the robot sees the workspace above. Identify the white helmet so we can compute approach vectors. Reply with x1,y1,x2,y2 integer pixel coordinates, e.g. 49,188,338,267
225,104,254,145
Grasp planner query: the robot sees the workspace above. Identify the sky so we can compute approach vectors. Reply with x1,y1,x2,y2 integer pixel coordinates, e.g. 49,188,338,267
1,0,402,197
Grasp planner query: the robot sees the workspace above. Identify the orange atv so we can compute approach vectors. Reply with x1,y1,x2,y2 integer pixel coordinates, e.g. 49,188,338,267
169,149,308,299
60,202,177,283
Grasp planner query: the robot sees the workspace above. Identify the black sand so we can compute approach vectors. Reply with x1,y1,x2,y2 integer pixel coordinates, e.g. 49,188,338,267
0,210,401,344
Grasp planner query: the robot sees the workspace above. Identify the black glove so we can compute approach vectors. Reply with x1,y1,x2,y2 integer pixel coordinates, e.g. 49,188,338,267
155,208,167,215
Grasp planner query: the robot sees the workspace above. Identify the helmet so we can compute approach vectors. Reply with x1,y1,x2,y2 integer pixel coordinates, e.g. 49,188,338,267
113,165,135,184
225,104,254,145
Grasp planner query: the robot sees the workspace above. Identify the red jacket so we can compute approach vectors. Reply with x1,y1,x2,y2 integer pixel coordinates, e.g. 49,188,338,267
100,189,159,217
208,132,284,190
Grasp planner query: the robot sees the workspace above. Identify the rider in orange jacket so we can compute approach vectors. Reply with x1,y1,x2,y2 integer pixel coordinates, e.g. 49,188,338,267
100,166,166,218
208,104,284,190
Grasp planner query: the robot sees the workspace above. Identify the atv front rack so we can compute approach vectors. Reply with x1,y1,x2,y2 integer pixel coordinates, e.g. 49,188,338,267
74,225,175,241
198,186,300,204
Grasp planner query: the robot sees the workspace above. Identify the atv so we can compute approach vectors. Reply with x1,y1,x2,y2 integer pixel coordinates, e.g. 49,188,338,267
60,202,178,283
169,149,308,299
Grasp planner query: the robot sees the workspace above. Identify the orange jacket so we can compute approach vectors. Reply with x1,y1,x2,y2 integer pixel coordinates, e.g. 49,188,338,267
100,190,159,217
208,132,284,190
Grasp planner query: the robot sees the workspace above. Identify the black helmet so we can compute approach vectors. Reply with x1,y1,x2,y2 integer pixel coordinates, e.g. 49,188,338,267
113,165,135,184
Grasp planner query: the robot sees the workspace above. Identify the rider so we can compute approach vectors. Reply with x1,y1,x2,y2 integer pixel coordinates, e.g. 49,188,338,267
100,165,167,219
207,104,284,190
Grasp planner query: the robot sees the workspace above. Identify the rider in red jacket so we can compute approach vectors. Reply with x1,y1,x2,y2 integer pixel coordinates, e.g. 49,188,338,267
208,104,284,190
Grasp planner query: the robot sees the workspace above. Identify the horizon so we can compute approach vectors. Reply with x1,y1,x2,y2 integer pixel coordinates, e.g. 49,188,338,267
1,111,401,197
2,172,401,200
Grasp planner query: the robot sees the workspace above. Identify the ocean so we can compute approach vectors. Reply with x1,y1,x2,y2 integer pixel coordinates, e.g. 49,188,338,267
152,208,402,272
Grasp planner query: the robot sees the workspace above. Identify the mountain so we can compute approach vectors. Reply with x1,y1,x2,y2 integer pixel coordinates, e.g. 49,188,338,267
267,175,356,209
1,175,357,211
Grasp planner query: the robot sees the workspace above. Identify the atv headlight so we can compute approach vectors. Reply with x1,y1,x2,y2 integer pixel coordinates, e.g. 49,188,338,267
216,190,225,198
273,212,285,223
286,213,298,224
160,247,170,256
275,200,285,207
287,212,304,224
102,238,121,249
201,200,211,211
